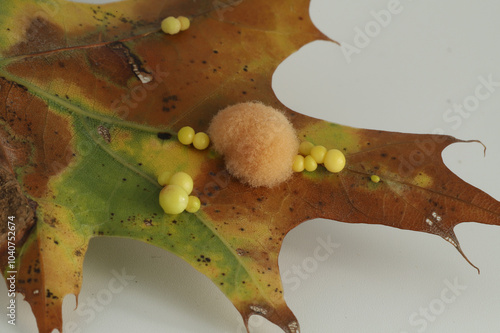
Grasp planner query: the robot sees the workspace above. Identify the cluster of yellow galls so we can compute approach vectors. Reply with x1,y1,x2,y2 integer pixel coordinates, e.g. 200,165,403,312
158,171,201,214
293,141,346,173
178,126,210,150
161,16,190,35
157,127,210,215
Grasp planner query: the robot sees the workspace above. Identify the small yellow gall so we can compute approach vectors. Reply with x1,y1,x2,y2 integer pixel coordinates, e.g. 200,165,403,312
157,171,172,186
161,16,181,35
178,126,195,145
310,145,327,164
159,185,189,214
371,175,381,183
186,196,201,213
292,155,305,172
178,16,190,31
304,155,318,172
193,132,210,150
299,141,314,156
169,172,194,195
324,149,346,173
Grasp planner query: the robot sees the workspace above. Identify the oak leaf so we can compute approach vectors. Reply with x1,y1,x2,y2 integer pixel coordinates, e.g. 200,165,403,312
0,0,499,332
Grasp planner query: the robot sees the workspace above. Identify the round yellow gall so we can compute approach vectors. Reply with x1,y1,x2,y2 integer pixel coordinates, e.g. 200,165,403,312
299,141,314,156
292,155,305,172
324,149,346,173
161,16,181,35
371,175,381,183
178,16,190,31
193,132,210,150
310,145,327,164
304,155,318,172
178,126,195,145
186,196,201,213
159,185,188,214
157,171,172,186
169,172,193,195
208,102,299,187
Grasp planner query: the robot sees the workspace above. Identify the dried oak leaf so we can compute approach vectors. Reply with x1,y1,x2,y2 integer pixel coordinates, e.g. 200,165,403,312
0,0,499,332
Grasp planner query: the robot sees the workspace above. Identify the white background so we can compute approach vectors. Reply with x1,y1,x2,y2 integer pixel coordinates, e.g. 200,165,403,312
2,0,500,332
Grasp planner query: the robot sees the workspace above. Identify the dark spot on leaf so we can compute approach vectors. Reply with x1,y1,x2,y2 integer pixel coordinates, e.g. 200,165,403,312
157,132,172,140
163,95,178,102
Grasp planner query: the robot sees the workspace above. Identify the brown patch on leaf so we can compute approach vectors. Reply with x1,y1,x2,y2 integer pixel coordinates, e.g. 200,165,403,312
0,77,74,198
0,150,36,270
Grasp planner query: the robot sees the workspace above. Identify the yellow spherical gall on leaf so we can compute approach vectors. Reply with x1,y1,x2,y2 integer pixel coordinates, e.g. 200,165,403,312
324,149,346,173
178,16,190,31
299,141,314,156
159,185,189,214
169,172,193,195
193,132,210,150
292,155,305,172
304,155,317,172
178,126,195,145
371,175,381,183
161,16,181,35
186,196,201,213
157,171,172,186
310,145,327,164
